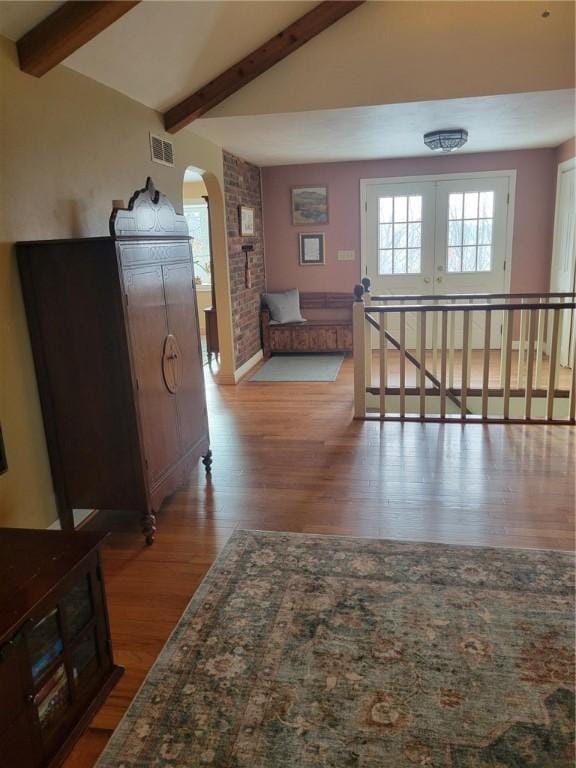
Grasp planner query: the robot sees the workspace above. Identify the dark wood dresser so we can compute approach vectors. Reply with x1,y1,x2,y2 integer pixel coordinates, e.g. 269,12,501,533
17,179,211,544
0,528,122,768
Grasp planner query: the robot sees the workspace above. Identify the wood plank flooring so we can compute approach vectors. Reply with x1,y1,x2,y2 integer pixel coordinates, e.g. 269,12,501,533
370,348,573,389
65,354,575,767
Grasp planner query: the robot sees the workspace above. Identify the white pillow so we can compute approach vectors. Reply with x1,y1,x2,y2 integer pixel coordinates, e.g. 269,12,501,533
262,288,306,324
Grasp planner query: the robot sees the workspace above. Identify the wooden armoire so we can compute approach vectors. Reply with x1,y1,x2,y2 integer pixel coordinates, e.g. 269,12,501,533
18,178,211,544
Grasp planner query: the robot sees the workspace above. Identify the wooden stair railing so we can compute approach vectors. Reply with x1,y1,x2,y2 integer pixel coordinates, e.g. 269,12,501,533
353,281,576,423
363,313,468,414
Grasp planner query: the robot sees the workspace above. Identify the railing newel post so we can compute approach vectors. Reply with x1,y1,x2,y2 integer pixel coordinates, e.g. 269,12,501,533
362,277,372,388
353,284,366,419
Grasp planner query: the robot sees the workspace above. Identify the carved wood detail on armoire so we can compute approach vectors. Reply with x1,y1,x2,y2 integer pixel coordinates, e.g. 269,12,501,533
17,178,212,544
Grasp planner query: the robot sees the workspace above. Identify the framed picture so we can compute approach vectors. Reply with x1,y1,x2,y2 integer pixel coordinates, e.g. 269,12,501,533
299,233,325,266
291,185,329,225
239,205,255,236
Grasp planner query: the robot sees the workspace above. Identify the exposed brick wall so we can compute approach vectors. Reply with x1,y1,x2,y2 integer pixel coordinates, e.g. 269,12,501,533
223,150,266,369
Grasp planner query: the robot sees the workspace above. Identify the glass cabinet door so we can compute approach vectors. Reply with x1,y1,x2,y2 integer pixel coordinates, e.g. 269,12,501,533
27,610,63,683
34,664,69,734
62,575,93,638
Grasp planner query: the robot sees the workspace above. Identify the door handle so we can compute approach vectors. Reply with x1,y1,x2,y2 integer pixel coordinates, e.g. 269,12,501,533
423,277,431,284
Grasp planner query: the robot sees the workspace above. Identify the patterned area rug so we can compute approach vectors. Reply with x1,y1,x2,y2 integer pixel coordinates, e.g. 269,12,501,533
97,531,575,767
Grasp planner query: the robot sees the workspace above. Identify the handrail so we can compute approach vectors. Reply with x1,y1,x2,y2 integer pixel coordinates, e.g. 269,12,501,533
365,301,576,313
370,291,576,302
353,280,576,423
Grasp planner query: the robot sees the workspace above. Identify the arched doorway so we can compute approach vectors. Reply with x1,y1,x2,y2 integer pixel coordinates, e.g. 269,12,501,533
182,166,235,383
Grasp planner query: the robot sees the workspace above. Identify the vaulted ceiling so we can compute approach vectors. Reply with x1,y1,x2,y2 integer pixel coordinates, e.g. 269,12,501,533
0,1,574,165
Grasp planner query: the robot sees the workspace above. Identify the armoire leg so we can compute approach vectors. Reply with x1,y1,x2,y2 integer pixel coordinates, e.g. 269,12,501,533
202,450,213,475
142,510,157,545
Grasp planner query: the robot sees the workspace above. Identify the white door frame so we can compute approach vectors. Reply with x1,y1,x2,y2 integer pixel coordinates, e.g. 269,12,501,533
549,156,576,365
360,170,516,295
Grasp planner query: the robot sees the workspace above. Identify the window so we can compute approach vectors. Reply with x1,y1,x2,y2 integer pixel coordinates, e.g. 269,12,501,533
183,200,211,286
447,191,494,272
378,195,422,274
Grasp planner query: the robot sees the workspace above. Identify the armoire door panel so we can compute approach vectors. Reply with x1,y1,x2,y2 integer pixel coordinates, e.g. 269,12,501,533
162,262,208,452
124,265,181,482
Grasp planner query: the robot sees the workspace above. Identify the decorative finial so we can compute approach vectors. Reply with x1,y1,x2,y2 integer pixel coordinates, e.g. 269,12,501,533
361,276,371,293
353,284,364,302
145,177,159,203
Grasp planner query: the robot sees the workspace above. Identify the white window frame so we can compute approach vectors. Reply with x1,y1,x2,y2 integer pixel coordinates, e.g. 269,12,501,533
360,170,516,294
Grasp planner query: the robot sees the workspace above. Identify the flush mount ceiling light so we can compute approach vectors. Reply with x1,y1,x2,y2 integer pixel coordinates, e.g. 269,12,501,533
424,129,469,153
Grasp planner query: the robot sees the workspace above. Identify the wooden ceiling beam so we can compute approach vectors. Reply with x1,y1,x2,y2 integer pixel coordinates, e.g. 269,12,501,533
17,1,141,78
164,0,365,134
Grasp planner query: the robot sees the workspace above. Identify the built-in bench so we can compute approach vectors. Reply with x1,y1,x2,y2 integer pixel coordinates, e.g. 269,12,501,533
261,292,355,357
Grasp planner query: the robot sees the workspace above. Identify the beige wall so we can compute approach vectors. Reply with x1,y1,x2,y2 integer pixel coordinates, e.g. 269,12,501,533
0,36,233,529
196,290,211,333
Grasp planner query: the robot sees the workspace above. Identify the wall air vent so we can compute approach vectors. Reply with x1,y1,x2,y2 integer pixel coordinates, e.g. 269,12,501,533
150,133,175,167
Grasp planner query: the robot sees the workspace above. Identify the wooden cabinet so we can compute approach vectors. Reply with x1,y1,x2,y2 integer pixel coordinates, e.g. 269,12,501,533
0,529,122,768
17,179,211,543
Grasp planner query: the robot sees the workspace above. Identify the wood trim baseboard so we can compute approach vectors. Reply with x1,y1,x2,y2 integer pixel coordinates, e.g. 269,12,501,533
234,349,264,383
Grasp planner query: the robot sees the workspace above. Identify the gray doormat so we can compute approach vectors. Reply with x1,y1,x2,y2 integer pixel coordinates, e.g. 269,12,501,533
249,354,344,382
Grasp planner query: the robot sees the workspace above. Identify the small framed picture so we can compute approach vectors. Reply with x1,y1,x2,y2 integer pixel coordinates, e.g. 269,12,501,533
291,186,329,225
239,205,255,236
299,233,325,266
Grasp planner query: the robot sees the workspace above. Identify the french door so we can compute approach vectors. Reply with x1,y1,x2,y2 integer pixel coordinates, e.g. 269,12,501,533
550,159,575,367
363,173,512,347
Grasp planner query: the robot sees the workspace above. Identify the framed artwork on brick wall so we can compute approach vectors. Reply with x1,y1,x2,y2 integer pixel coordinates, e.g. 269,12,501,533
299,233,325,265
239,205,255,236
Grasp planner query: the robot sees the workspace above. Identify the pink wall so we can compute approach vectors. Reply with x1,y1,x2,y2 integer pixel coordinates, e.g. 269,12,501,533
262,149,558,295
556,136,576,164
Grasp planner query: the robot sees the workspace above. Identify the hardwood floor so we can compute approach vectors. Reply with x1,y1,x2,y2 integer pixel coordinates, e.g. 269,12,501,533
370,348,574,389
65,354,575,767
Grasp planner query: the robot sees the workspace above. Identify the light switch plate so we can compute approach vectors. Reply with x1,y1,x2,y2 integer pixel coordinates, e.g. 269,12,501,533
337,250,355,261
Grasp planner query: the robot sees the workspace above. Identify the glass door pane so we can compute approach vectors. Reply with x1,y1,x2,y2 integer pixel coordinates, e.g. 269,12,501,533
435,175,511,347
28,610,63,683
62,575,93,639
34,664,69,733
365,180,436,348
72,628,99,690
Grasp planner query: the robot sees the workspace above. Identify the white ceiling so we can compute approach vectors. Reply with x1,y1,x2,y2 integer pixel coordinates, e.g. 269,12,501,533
192,90,576,166
0,1,315,112
0,2,574,166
